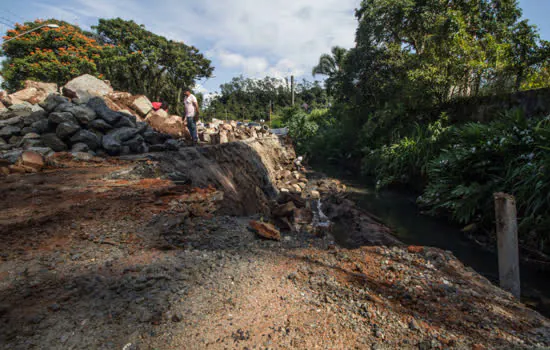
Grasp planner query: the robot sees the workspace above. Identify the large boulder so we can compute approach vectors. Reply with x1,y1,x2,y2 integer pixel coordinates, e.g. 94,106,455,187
102,127,139,155
88,119,113,132
123,134,149,153
145,109,184,137
40,95,70,112
70,130,102,151
113,114,137,128
24,80,58,95
56,122,81,139
56,104,97,125
49,112,78,125
86,97,122,125
63,74,113,102
41,133,68,152
143,129,170,145
131,95,153,117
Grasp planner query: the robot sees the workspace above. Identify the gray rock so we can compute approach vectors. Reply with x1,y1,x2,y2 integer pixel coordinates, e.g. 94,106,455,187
0,125,21,137
0,138,5,145
8,102,34,115
0,116,22,128
49,112,77,125
164,139,179,151
71,142,90,153
86,97,121,125
23,133,41,140
53,102,74,113
27,147,54,157
114,115,137,128
24,111,47,126
143,130,170,145
31,119,51,134
88,119,112,132
40,95,70,112
70,130,102,151
56,122,81,139
1,150,23,163
8,136,21,145
102,127,141,155
30,104,44,113
148,144,166,152
41,133,68,152
21,127,34,135
56,104,97,125
124,135,149,154
71,152,94,161
63,74,113,100
136,122,149,134
19,139,44,149
120,145,131,155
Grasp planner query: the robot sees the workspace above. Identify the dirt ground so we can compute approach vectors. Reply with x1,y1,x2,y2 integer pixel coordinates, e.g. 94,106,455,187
1,153,550,349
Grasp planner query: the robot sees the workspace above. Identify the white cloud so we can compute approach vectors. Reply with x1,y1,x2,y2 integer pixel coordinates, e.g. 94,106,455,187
28,0,360,84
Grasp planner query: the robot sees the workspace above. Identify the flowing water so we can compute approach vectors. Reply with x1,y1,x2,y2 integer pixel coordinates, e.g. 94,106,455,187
316,166,550,317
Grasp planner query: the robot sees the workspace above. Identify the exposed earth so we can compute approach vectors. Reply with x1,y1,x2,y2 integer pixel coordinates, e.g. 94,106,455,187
1,137,550,349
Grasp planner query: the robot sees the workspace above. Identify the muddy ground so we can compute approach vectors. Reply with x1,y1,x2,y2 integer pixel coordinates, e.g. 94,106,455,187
1,140,550,349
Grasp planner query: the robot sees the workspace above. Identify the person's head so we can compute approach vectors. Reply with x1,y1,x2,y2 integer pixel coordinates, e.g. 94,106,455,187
184,88,192,97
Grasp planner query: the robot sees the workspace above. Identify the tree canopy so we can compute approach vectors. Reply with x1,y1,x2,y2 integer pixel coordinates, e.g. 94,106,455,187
93,18,213,114
1,19,104,91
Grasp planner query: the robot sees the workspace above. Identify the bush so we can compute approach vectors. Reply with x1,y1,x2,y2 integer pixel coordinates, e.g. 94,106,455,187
362,115,451,190
419,110,550,253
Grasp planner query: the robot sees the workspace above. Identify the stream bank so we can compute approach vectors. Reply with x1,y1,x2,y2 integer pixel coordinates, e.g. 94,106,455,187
313,164,550,317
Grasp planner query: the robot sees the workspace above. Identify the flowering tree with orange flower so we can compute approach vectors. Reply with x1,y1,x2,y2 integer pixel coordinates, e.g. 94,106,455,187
1,19,104,91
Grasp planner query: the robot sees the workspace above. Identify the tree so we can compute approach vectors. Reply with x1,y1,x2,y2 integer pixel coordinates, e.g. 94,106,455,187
93,18,213,115
312,46,347,94
1,19,104,91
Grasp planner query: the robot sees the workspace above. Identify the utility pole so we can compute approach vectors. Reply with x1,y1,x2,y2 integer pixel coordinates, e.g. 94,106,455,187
291,75,295,106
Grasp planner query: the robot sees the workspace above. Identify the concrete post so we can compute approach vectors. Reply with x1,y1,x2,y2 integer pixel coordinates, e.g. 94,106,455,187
494,192,521,298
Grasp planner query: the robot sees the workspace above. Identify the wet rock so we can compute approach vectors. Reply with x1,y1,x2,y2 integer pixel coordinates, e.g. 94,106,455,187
56,122,81,139
41,133,68,152
249,220,281,241
70,130,102,151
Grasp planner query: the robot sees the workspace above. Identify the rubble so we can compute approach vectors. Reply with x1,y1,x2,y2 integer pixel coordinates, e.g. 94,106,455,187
249,220,281,241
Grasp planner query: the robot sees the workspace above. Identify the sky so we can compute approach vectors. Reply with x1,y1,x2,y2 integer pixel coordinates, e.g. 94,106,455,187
0,0,549,95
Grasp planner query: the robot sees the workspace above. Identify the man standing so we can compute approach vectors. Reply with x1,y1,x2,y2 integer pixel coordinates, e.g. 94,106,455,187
183,88,200,145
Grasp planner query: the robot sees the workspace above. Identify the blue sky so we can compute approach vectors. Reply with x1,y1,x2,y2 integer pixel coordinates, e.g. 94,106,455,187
0,0,549,95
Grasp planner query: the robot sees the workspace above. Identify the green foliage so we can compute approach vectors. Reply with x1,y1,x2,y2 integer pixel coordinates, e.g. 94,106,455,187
362,115,451,190
1,19,104,91
93,18,213,115
417,110,550,252
205,76,328,122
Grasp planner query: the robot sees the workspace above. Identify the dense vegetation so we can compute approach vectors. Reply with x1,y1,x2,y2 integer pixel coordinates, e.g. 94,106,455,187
205,76,328,123
1,18,213,114
286,0,550,254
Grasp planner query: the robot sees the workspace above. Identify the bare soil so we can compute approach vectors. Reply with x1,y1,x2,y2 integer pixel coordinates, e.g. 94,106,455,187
1,142,549,349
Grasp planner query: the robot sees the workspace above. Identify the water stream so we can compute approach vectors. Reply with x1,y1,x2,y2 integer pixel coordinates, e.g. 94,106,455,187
316,166,550,317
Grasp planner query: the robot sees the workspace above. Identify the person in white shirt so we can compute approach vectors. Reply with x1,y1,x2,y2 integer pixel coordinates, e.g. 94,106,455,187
183,88,200,145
